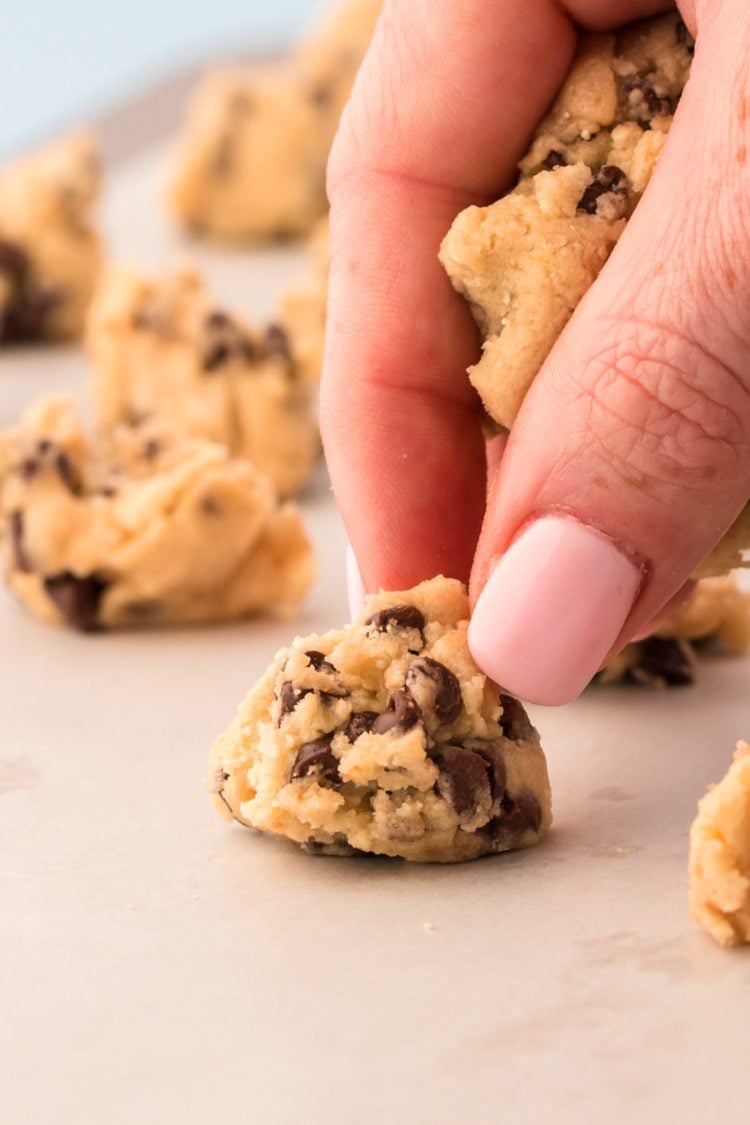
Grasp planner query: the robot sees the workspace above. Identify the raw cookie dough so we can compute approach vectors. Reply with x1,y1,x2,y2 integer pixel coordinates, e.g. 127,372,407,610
87,266,319,497
275,215,330,385
598,575,750,687
169,0,381,239
209,576,552,862
689,741,750,947
439,14,749,579
0,133,102,342
0,397,314,631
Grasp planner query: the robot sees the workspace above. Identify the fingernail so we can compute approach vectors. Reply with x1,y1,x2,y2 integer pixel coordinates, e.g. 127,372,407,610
469,516,642,705
346,543,366,619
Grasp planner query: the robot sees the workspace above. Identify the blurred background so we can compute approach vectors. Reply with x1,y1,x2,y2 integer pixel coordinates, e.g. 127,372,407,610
0,0,320,159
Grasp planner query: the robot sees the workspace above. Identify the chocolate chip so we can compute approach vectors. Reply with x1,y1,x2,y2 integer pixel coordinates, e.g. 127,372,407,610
372,689,421,735
676,17,695,53
125,600,162,620
629,637,695,687
290,735,340,784
460,739,507,800
499,694,534,742
43,572,107,632
306,649,336,673
143,439,161,461
264,323,292,362
404,657,462,727
19,441,80,494
202,312,257,372
542,149,566,170
365,604,425,638
9,511,32,572
309,84,331,108
437,744,494,822
0,238,29,280
344,711,378,742
1,282,61,343
622,79,671,121
279,681,311,719
200,496,221,516
491,791,543,842
578,165,627,215
54,450,82,494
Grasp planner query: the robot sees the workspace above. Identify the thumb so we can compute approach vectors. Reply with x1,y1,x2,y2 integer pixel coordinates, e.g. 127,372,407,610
467,2,750,705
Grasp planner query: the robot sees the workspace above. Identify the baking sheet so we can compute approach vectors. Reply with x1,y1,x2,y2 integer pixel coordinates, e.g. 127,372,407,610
1,139,749,1125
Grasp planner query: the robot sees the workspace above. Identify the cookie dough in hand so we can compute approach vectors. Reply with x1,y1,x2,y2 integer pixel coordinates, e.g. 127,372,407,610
87,266,319,497
0,133,102,342
690,742,750,947
0,397,314,631
209,576,551,862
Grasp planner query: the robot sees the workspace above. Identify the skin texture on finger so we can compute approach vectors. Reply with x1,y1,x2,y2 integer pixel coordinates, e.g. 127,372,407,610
470,0,750,686
323,0,673,593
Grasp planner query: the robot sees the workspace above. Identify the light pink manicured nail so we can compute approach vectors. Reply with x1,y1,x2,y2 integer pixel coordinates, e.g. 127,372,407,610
346,543,366,619
469,516,643,705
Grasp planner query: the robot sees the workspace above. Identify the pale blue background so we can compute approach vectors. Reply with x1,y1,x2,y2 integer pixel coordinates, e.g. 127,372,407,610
0,0,319,159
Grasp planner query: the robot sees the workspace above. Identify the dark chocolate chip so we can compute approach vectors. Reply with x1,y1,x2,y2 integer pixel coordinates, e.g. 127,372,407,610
629,637,696,687
202,312,257,372
499,694,534,742
206,310,233,329
622,79,671,121
372,689,421,735
0,238,29,280
405,657,462,726
43,572,108,632
344,710,378,742
279,681,311,720
306,649,336,674
19,441,80,494
676,17,695,53
290,735,341,784
143,439,161,461
491,791,543,841
365,604,425,637
437,743,494,821
9,511,33,572
54,450,82,494
542,149,567,170
200,496,221,516
460,739,507,801
578,165,627,215
264,322,292,362
309,84,331,108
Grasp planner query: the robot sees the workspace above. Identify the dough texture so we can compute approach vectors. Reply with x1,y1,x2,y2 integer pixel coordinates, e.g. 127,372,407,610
690,742,750,947
0,397,314,630
0,133,102,342
169,0,381,239
87,266,319,497
209,576,552,862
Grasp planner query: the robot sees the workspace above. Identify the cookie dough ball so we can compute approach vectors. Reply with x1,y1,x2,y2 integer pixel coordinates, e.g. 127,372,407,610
440,14,692,430
169,0,382,240
0,132,102,342
598,575,750,687
209,576,552,862
0,397,314,630
87,266,319,497
275,215,329,385
690,741,750,947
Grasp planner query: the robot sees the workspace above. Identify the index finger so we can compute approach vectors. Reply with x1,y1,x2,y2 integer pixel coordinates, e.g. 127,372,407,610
321,0,668,592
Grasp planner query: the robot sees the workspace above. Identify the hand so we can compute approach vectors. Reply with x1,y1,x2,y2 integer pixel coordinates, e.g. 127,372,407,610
320,0,750,704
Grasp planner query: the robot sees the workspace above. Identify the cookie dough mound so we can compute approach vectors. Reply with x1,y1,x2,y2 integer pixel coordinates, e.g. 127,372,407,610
87,266,319,497
439,14,692,429
0,397,314,630
209,576,551,862
275,215,330,385
169,0,381,239
598,575,750,687
690,742,750,947
0,133,102,342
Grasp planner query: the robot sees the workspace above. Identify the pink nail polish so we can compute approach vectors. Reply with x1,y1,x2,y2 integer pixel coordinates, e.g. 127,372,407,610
346,544,366,619
469,516,643,705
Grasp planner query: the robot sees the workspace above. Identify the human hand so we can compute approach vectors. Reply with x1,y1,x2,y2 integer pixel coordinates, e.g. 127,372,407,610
320,0,750,704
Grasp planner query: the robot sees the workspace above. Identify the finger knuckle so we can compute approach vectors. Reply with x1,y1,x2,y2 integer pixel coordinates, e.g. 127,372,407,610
572,315,750,494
